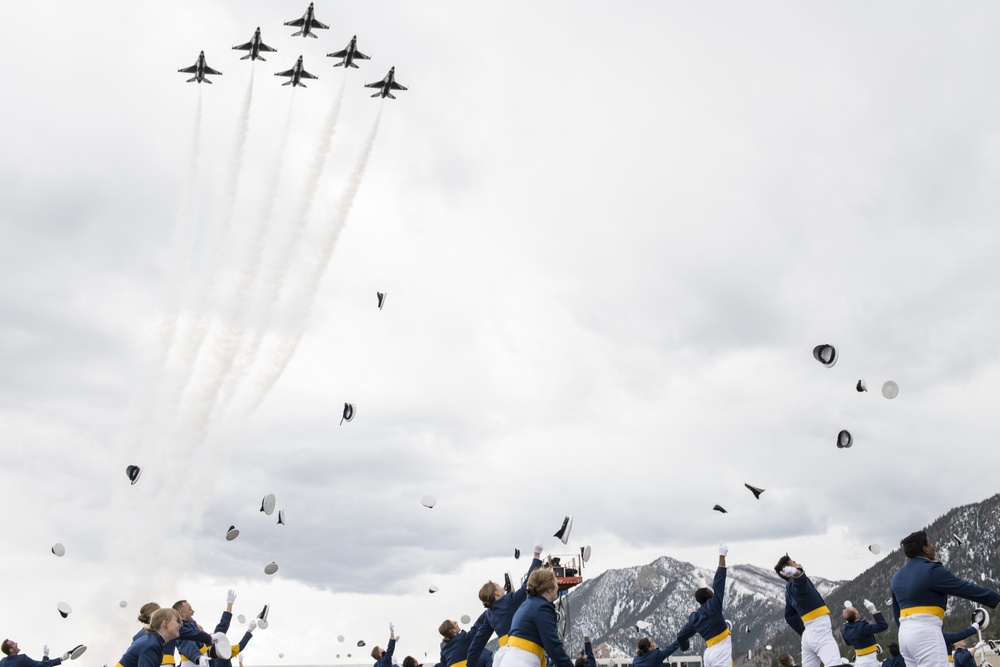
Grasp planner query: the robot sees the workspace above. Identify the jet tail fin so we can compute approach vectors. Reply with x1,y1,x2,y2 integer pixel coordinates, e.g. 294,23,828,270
292,30,304,37
282,80,293,86
387,91,395,99
349,62,359,68
257,55,267,62
308,32,318,38
331,61,344,68
240,54,251,60
186,76,198,83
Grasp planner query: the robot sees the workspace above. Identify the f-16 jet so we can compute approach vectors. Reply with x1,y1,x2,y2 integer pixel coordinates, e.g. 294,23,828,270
365,67,407,99
327,35,370,69
178,51,222,83
275,56,318,88
233,28,277,62
284,3,329,38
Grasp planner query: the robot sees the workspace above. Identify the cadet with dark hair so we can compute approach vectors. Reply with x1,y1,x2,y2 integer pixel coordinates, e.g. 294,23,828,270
778,654,798,667
0,641,69,667
880,644,904,667
633,636,679,667
117,608,184,667
774,555,844,667
573,625,596,667
841,600,888,667
676,545,731,667
439,619,492,667
890,531,1000,667
371,625,396,667
402,657,420,667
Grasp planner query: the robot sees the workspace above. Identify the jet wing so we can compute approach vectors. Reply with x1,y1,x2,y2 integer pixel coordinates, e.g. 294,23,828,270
204,65,223,76
300,70,318,79
389,81,407,90
178,65,198,73
364,80,384,88
309,18,330,29
259,43,278,52
233,41,254,51
275,68,296,77
328,48,348,58
284,18,306,27
354,50,371,60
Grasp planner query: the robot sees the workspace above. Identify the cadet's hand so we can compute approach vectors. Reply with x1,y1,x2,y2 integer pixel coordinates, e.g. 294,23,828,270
61,653,71,662
719,543,728,557
247,621,257,633
579,624,590,640
864,599,877,614
43,646,49,658
780,566,799,578
227,590,237,605
534,541,544,557
973,620,982,631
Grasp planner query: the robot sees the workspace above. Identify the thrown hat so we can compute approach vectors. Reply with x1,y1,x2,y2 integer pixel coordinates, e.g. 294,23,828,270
210,634,232,661
954,533,964,545
261,494,276,515
636,621,651,631
581,545,592,563
257,605,270,630
745,625,750,634
844,600,853,609
973,607,991,630
58,601,73,618
460,615,471,624
377,292,388,310
744,483,765,500
726,620,733,632
554,515,573,544
278,654,284,659
747,651,752,660
277,510,286,526
428,585,439,594
52,543,66,557
856,379,867,393
514,548,520,559
226,526,240,541
126,465,142,485
837,430,853,449
884,597,892,606
340,403,356,425
765,646,772,651
69,646,87,660
237,615,246,624
264,562,279,575
712,504,727,514
119,601,127,608
868,544,881,554
503,572,512,593
337,636,345,643
982,573,988,582
421,495,436,509
357,641,366,647
813,344,837,368
881,381,899,399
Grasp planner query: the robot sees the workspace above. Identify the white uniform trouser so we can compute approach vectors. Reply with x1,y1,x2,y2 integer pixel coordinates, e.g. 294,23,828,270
801,615,844,667
854,650,880,667
494,646,539,667
703,635,732,667
899,614,947,667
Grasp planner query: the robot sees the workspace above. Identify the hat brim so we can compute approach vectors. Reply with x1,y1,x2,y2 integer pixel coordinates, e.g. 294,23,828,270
70,645,87,660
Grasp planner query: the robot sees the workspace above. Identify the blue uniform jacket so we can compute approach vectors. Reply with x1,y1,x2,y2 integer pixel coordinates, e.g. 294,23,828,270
177,612,232,664
441,621,492,667
467,558,544,665
0,655,63,667
943,627,978,659
841,613,888,651
508,596,573,667
581,641,596,667
891,558,1000,624
119,631,167,667
880,656,905,667
677,566,728,650
632,644,680,667
783,572,830,636
374,639,397,667
953,649,975,667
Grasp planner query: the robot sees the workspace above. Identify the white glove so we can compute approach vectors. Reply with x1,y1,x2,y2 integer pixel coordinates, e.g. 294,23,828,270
780,566,799,578
390,622,395,635
247,621,257,633
43,646,49,658
533,541,544,556
579,624,590,639
227,589,237,605
975,641,987,650
863,599,877,614
61,653,71,662
197,655,212,667
972,620,982,631
719,543,728,557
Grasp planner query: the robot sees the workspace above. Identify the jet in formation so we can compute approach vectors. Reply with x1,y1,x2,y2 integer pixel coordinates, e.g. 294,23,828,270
275,56,318,88
233,27,277,62
365,67,407,99
178,51,222,83
327,35,370,68
285,3,329,38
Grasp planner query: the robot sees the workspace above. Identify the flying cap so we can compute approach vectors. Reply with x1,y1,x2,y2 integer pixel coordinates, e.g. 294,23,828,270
377,292,388,310
257,605,270,630
581,545,592,563
119,601,127,608
712,504,727,514
237,615,246,624
52,543,66,557
503,572,512,593
421,495,436,509
514,548,520,559
765,646,772,651
744,625,750,634
264,562,279,575
261,494,276,515
428,585,439,594
340,403,355,425
58,602,73,618
812,344,837,368
843,600,853,609
357,641,366,647
744,483,765,500
554,515,573,544
277,510,286,525
857,379,867,392
876,645,882,655
636,621,651,631
69,646,87,660
226,526,240,541
337,636,345,643
211,633,232,661
278,654,284,659
837,430,853,449
973,607,991,630
460,615,471,624
954,533,964,545
747,651,752,661
885,597,892,606
126,465,142,485
868,544,881,554
882,381,899,399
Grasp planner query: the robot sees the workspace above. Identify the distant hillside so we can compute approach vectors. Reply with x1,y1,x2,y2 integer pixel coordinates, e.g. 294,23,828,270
563,493,1000,667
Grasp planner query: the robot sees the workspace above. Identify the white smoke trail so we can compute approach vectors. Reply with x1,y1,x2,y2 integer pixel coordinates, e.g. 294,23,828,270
221,76,348,411
245,108,383,414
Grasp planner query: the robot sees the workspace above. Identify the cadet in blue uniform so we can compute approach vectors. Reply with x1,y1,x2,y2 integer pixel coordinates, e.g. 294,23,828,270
890,531,1000,667
774,555,844,667
841,600,888,667
633,636,679,667
677,545,730,667
175,591,238,667
467,542,545,667
881,644,905,667
440,618,492,667
575,626,597,667
949,641,976,667
372,625,397,667
0,641,69,667
117,609,184,667
497,569,573,667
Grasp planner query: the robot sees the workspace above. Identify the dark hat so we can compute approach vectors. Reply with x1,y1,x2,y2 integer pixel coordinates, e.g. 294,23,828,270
358,641,366,647
812,344,837,368
713,504,727,514
69,646,87,660
257,605,270,630
226,526,240,541
377,292,388,310
277,510,286,525
514,548,520,559
340,403,356,425
428,585,439,594
744,483,765,500
857,379,867,392
837,430,853,448
503,572,512,593
554,515,573,544
126,465,142,485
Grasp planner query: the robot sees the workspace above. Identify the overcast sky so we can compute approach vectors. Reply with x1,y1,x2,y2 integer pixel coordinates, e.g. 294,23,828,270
3,0,1000,664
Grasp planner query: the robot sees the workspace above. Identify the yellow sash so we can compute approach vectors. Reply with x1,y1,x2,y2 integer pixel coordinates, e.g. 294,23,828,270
900,606,945,620
706,628,731,648
856,645,878,656
507,637,546,667
498,636,509,647
801,606,830,622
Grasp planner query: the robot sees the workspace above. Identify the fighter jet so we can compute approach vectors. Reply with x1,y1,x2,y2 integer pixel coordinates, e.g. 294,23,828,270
233,28,277,62
327,35,370,69
365,67,407,99
275,56,318,88
284,3,329,38
178,51,222,84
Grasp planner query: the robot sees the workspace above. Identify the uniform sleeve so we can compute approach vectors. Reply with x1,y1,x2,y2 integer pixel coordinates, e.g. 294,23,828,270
655,644,680,663
534,603,574,667
891,592,901,626
178,627,213,646
234,631,253,655
378,638,397,667
784,588,805,636
942,627,978,644
870,612,889,634
512,559,543,606
139,647,164,667
930,564,1000,608
584,641,597,667
676,615,697,652
465,612,494,667
18,658,62,667
713,567,727,606
176,640,205,664
215,611,233,634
